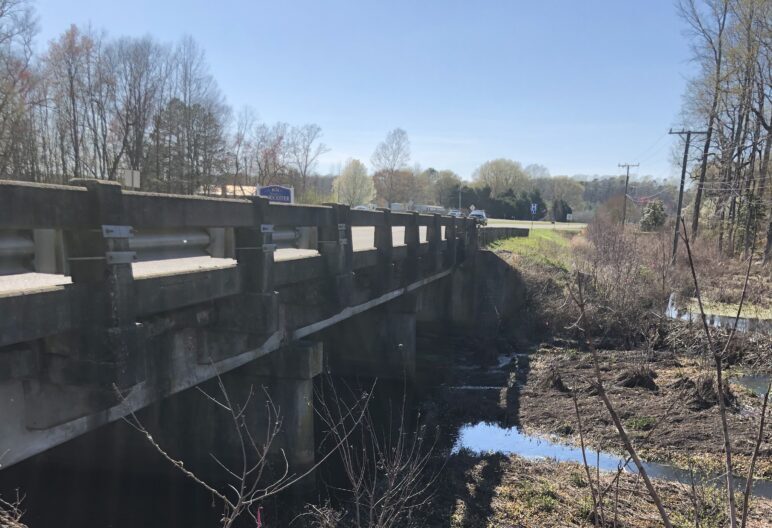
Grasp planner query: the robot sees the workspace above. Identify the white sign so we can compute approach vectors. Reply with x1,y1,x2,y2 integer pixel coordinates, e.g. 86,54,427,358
117,169,141,189
566,213,573,221
530,203,538,215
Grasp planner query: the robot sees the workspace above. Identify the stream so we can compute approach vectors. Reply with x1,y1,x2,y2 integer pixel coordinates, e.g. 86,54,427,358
453,422,772,499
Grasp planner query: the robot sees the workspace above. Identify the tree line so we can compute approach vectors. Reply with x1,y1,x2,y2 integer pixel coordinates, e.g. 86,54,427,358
678,0,772,260
0,1,331,198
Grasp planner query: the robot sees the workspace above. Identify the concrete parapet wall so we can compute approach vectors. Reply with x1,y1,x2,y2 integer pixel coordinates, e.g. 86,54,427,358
478,226,529,246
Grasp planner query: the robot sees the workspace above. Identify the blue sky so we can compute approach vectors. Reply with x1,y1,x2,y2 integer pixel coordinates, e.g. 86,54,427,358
32,0,694,181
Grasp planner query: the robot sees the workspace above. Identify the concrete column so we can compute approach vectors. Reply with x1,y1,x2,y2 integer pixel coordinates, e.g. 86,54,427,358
253,341,322,474
445,216,457,268
64,179,142,389
319,203,354,307
140,341,323,494
404,212,420,285
427,213,442,272
374,208,394,294
225,197,280,347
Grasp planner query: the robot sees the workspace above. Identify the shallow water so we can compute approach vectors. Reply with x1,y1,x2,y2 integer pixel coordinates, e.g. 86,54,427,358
733,374,772,398
666,293,772,335
453,422,772,499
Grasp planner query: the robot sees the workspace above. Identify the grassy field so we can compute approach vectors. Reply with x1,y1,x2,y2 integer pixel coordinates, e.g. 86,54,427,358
486,229,575,271
487,218,586,231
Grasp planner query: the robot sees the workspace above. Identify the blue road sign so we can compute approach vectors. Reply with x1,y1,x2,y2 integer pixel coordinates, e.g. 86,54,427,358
258,185,294,203
530,203,538,215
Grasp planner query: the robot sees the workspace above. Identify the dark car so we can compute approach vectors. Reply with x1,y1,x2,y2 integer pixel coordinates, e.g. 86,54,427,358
468,210,487,225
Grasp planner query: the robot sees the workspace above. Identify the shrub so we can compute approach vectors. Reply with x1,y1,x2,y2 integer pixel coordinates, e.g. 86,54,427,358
640,200,667,231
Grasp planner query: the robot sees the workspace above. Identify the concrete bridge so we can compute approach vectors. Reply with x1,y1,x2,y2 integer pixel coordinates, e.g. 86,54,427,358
0,179,525,477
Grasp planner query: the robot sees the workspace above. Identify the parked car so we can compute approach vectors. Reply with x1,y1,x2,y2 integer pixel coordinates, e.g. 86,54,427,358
352,205,370,211
468,210,487,225
447,209,464,218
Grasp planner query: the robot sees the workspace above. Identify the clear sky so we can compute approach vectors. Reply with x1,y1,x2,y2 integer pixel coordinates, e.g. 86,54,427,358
32,0,694,181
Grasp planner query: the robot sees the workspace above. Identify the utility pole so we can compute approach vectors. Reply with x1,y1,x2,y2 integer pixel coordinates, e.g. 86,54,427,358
618,162,639,226
669,129,707,264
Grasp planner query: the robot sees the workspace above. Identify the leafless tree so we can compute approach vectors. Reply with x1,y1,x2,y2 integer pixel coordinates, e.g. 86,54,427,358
229,105,256,193
253,121,290,186
0,493,26,528
371,128,410,206
290,123,329,197
567,272,674,528
117,371,371,528
310,377,440,528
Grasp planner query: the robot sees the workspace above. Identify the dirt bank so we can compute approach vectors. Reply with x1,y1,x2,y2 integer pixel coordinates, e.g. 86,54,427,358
519,345,772,480
416,327,772,527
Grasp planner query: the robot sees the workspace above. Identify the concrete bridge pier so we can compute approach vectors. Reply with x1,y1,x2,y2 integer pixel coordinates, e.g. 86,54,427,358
130,341,323,496
253,340,322,493
322,296,417,383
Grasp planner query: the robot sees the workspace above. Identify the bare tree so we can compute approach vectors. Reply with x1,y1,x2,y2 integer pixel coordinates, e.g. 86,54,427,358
371,128,410,206
290,123,329,197
678,0,730,238
117,371,371,528
567,272,674,528
0,0,37,180
253,121,290,186
229,105,256,193
109,36,169,177
311,377,440,528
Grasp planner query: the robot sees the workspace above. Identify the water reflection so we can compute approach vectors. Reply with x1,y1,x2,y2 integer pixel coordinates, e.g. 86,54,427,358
733,375,771,398
453,422,772,499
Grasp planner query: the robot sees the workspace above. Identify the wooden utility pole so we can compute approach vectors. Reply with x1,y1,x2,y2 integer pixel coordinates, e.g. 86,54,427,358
669,129,707,264
618,162,639,226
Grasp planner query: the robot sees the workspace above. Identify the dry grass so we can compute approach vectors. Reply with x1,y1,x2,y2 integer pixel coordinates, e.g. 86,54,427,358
443,453,772,528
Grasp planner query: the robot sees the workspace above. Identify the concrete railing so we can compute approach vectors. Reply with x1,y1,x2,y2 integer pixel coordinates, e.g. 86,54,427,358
478,226,529,245
0,179,479,352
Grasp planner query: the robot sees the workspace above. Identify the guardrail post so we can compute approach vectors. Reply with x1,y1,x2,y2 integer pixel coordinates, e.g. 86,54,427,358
64,179,142,389
235,197,274,294
229,196,279,339
404,212,420,284
374,208,393,293
319,203,354,307
445,217,457,268
427,213,442,272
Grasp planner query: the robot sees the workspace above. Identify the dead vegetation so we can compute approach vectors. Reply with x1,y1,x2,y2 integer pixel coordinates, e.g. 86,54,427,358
437,453,772,528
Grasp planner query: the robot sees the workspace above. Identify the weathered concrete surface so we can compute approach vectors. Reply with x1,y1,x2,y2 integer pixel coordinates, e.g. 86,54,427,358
0,178,525,472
